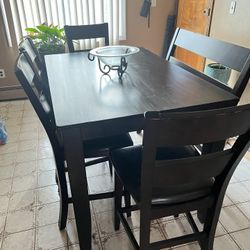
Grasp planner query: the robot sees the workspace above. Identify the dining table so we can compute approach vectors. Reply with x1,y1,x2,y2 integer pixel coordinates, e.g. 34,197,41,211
45,47,238,249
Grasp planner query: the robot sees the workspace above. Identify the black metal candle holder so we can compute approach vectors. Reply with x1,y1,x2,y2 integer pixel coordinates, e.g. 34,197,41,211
88,53,128,79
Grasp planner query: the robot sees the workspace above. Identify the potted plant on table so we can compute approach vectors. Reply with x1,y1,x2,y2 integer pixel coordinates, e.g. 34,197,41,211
25,24,66,56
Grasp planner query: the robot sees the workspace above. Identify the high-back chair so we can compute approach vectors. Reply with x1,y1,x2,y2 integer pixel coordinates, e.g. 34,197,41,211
15,52,133,230
64,23,109,52
111,105,250,249
166,28,250,99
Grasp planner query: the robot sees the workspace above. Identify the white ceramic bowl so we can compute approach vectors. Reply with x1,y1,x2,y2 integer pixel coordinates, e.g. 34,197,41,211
89,45,140,67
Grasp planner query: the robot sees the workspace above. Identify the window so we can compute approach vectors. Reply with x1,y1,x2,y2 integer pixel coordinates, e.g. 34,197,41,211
9,0,126,45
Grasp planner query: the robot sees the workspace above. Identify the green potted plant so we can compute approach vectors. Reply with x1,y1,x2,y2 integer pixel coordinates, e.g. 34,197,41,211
25,24,66,55
204,63,231,85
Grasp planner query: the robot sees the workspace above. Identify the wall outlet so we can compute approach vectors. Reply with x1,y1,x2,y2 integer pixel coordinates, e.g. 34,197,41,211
0,69,6,78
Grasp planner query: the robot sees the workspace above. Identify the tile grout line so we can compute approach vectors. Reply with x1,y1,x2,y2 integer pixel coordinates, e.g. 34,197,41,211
91,200,107,250
2,101,250,249
0,103,24,249
223,203,250,224
1,104,37,249
227,233,242,250
235,203,250,222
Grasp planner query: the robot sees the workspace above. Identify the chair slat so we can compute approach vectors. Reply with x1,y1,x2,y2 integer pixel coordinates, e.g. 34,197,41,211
145,106,250,147
166,28,250,99
173,28,250,72
19,37,44,74
153,150,233,186
64,23,109,53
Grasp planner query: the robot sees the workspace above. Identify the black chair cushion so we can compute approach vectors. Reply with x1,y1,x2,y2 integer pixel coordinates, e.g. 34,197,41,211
83,133,133,157
111,145,213,205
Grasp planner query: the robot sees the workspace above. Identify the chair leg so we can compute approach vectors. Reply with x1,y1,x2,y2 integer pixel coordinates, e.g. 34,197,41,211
200,239,208,250
55,156,69,230
200,207,218,250
114,172,123,231
200,228,215,250
108,159,113,176
58,188,69,230
140,210,151,249
124,190,131,217
198,208,207,224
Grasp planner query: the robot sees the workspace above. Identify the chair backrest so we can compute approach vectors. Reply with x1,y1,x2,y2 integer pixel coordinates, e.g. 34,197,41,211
141,105,250,204
15,53,56,143
19,38,51,105
166,28,250,98
19,37,44,77
64,23,109,52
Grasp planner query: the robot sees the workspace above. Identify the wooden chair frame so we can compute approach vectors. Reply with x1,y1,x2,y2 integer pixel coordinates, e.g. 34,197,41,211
15,52,132,230
166,28,250,98
113,105,250,249
18,38,51,104
64,23,109,52
18,37,44,77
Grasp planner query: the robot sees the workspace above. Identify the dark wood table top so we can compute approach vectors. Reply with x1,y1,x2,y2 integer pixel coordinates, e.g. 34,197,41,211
45,48,238,129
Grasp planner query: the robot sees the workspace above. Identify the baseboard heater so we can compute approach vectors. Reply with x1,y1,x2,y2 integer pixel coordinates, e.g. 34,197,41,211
0,85,23,91
0,85,27,101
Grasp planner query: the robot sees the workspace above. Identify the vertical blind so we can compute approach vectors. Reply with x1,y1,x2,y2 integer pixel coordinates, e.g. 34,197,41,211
9,0,126,46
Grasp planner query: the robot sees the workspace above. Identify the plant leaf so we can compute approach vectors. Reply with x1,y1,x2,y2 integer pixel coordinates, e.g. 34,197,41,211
25,27,39,33
36,25,51,33
24,24,66,53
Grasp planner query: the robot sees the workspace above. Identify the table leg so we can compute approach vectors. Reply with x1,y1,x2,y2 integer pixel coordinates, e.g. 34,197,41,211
62,127,91,250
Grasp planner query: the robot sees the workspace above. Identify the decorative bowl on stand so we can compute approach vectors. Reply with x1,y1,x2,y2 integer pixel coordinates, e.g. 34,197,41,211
88,45,140,79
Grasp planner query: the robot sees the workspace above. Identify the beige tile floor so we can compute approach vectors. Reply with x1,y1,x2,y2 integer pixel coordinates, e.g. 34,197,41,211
0,100,250,250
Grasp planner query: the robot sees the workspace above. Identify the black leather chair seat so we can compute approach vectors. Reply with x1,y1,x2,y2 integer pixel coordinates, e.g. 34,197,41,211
83,133,133,157
57,130,133,158
111,145,214,205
